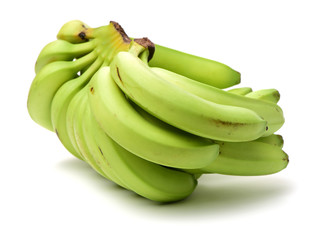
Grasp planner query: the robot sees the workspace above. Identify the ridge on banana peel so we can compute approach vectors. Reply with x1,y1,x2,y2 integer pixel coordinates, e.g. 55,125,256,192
110,41,268,142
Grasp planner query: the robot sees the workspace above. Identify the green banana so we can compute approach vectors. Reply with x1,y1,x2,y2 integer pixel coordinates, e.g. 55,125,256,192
186,138,288,176
227,87,253,95
57,20,94,43
71,89,107,177
149,44,241,89
88,100,197,202
81,96,130,189
151,67,284,136
110,43,267,142
65,83,87,158
73,90,130,189
28,51,97,131
51,55,104,159
35,39,96,73
246,89,280,104
88,66,220,169
254,134,284,148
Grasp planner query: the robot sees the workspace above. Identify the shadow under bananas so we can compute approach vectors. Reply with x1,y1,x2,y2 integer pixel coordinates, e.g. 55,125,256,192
56,157,294,218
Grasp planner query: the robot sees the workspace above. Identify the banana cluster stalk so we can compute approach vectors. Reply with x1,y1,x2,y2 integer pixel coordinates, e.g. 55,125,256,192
27,20,289,203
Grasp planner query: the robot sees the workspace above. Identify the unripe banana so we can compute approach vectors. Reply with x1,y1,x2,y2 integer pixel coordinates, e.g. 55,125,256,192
81,98,130,189
27,51,97,131
254,134,284,148
186,139,288,176
149,44,241,89
71,90,107,177
57,20,93,43
35,39,96,73
72,90,130,189
151,67,284,136
51,55,104,159
88,67,220,169
246,89,280,104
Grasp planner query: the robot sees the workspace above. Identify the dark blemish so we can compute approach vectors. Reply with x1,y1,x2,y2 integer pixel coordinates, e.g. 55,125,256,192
266,126,269,131
90,87,94,94
82,24,86,28
116,66,123,84
78,32,86,40
212,119,246,127
98,147,103,156
283,155,289,163
55,129,59,138
274,91,280,100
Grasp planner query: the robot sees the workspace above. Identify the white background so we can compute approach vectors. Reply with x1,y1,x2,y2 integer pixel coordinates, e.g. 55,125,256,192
1,0,327,239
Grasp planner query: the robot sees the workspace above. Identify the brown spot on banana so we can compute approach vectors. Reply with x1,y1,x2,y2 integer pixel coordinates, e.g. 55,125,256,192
116,66,123,85
98,146,103,156
78,32,87,41
90,87,94,94
212,119,246,127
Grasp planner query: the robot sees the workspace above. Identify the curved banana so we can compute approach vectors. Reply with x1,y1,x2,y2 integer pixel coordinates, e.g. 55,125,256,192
151,67,284,136
227,87,253,95
57,20,94,43
88,67,219,169
27,50,97,131
88,105,197,202
72,90,129,190
51,56,104,159
149,44,241,89
254,134,284,148
35,39,96,73
246,89,280,104
186,139,288,176
65,85,87,158
71,90,105,176
81,98,130,189
110,47,267,142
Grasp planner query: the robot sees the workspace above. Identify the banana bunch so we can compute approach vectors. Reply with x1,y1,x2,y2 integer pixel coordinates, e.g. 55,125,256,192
27,20,289,203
